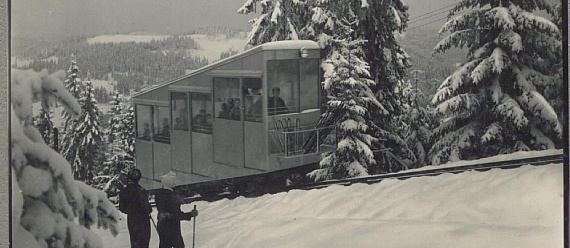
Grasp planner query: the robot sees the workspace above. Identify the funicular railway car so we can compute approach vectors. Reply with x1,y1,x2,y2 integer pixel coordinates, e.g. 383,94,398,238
133,40,334,196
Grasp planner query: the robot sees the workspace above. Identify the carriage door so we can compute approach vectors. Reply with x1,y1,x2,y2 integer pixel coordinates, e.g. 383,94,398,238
213,77,244,167
170,92,192,173
242,78,266,170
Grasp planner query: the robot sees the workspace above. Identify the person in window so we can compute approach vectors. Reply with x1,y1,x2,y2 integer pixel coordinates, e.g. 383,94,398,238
161,118,170,137
179,107,188,126
195,109,211,126
174,118,185,130
218,102,229,119
227,98,240,120
268,87,288,115
142,123,151,140
247,88,263,121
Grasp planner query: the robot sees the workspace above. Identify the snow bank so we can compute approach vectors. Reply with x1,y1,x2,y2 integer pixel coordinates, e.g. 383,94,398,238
96,162,563,247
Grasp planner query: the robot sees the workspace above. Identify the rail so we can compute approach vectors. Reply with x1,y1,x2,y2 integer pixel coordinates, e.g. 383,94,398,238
156,152,564,205
291,152,565,190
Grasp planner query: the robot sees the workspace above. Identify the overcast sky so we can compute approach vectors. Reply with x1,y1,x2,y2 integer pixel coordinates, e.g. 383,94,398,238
11,0,561,38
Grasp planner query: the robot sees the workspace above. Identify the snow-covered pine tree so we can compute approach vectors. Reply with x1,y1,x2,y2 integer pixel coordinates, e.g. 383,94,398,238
34,108,54,146
93,92,134,200
308,34,379,180
398,78,438,167
62,76,105,183
11,68,120,248
429,0,563,165
62,54,83,132
239,0,415,173
107,92,123,144
122,105,136,160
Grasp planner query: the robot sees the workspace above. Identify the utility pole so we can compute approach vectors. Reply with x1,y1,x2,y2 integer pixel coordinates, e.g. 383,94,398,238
53,128,59,152
410,70,424,108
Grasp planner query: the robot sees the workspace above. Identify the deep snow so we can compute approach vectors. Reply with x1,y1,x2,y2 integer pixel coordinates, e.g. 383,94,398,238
94,154,564,248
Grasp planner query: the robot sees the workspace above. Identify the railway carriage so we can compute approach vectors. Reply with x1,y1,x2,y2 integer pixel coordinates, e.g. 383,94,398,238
133,40,334,195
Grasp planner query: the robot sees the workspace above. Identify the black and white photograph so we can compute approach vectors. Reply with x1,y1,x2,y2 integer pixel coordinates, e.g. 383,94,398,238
8,0,567,247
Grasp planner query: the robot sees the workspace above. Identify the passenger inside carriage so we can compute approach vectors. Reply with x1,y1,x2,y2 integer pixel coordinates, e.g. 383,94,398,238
161,118,170,137
141,123,151,140
246,88,263,121
174,118,185,130
227,98,240,120
195,109,211,126
268,86,288,115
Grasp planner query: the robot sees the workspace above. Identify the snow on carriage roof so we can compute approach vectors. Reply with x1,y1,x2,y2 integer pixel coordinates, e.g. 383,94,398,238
259,40,320,50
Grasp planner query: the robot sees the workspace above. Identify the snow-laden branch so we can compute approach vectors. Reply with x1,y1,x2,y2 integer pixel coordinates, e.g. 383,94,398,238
488,6,515,29
11,69,120,247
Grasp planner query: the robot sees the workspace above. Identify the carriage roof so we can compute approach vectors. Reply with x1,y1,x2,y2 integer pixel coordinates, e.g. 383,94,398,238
133,40,320,98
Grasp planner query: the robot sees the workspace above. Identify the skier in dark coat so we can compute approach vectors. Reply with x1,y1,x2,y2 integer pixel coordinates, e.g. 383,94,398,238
119,169,153,248
155,171,198,248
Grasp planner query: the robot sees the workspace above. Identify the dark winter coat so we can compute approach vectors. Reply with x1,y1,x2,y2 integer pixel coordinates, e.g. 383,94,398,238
119,183,153,248
268,96,288,115
155,188,195,248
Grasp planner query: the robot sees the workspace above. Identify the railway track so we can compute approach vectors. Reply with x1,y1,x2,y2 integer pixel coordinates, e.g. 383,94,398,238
158,152,564,205
291,152,564,191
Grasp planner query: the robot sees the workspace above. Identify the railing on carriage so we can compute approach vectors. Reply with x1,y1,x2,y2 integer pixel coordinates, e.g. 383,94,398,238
269,118,336,157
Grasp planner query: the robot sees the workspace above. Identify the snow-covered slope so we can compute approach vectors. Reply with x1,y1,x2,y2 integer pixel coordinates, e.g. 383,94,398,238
95,159,563,247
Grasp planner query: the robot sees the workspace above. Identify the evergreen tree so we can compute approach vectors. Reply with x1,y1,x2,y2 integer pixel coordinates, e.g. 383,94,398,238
33,69,68,149
33,108,54,147
398,78,438,167
62,55,83,131
11,68,120,247
239,0,414,173
93,93,135,200
429,0,562,165
62,77,105,183
308,35,378,180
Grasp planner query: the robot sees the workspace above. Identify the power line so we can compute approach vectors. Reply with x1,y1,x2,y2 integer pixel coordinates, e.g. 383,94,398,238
407,9,471,31
407,16,449,31
409,9,453,25
409,2,460,21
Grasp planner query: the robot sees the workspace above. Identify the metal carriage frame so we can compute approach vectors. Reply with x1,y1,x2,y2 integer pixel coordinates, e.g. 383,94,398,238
132,40,335,194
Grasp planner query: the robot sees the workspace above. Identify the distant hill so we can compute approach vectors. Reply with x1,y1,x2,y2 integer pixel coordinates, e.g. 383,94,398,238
11,0,253,39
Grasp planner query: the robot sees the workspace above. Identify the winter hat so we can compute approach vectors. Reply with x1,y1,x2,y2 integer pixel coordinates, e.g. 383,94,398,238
160,171,178,189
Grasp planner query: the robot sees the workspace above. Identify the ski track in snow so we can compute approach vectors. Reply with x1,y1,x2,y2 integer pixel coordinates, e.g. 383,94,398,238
95,161,563,248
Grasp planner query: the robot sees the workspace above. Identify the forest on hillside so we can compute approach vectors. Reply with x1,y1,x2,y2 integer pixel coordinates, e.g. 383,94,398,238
12,26,465,105
12,35,209,93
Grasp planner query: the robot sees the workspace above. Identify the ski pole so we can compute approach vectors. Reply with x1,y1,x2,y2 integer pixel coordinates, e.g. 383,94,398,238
150,214,158,232
192,205,197,248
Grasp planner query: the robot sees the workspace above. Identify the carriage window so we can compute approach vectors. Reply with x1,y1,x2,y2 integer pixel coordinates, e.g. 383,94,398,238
243,78,263,122
136,105,152,141
214,77,241,121
153,106,170,143
171,92,189,131
300,59,320,111
191,93,213,134
267,60,300,115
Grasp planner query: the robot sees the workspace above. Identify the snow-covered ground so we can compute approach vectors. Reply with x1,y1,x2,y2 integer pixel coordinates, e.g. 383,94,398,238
86,33,170,44
94,154,564,247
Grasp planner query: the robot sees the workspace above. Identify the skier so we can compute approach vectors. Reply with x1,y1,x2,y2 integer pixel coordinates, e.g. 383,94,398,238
119,169,153,248
155,171,199,248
